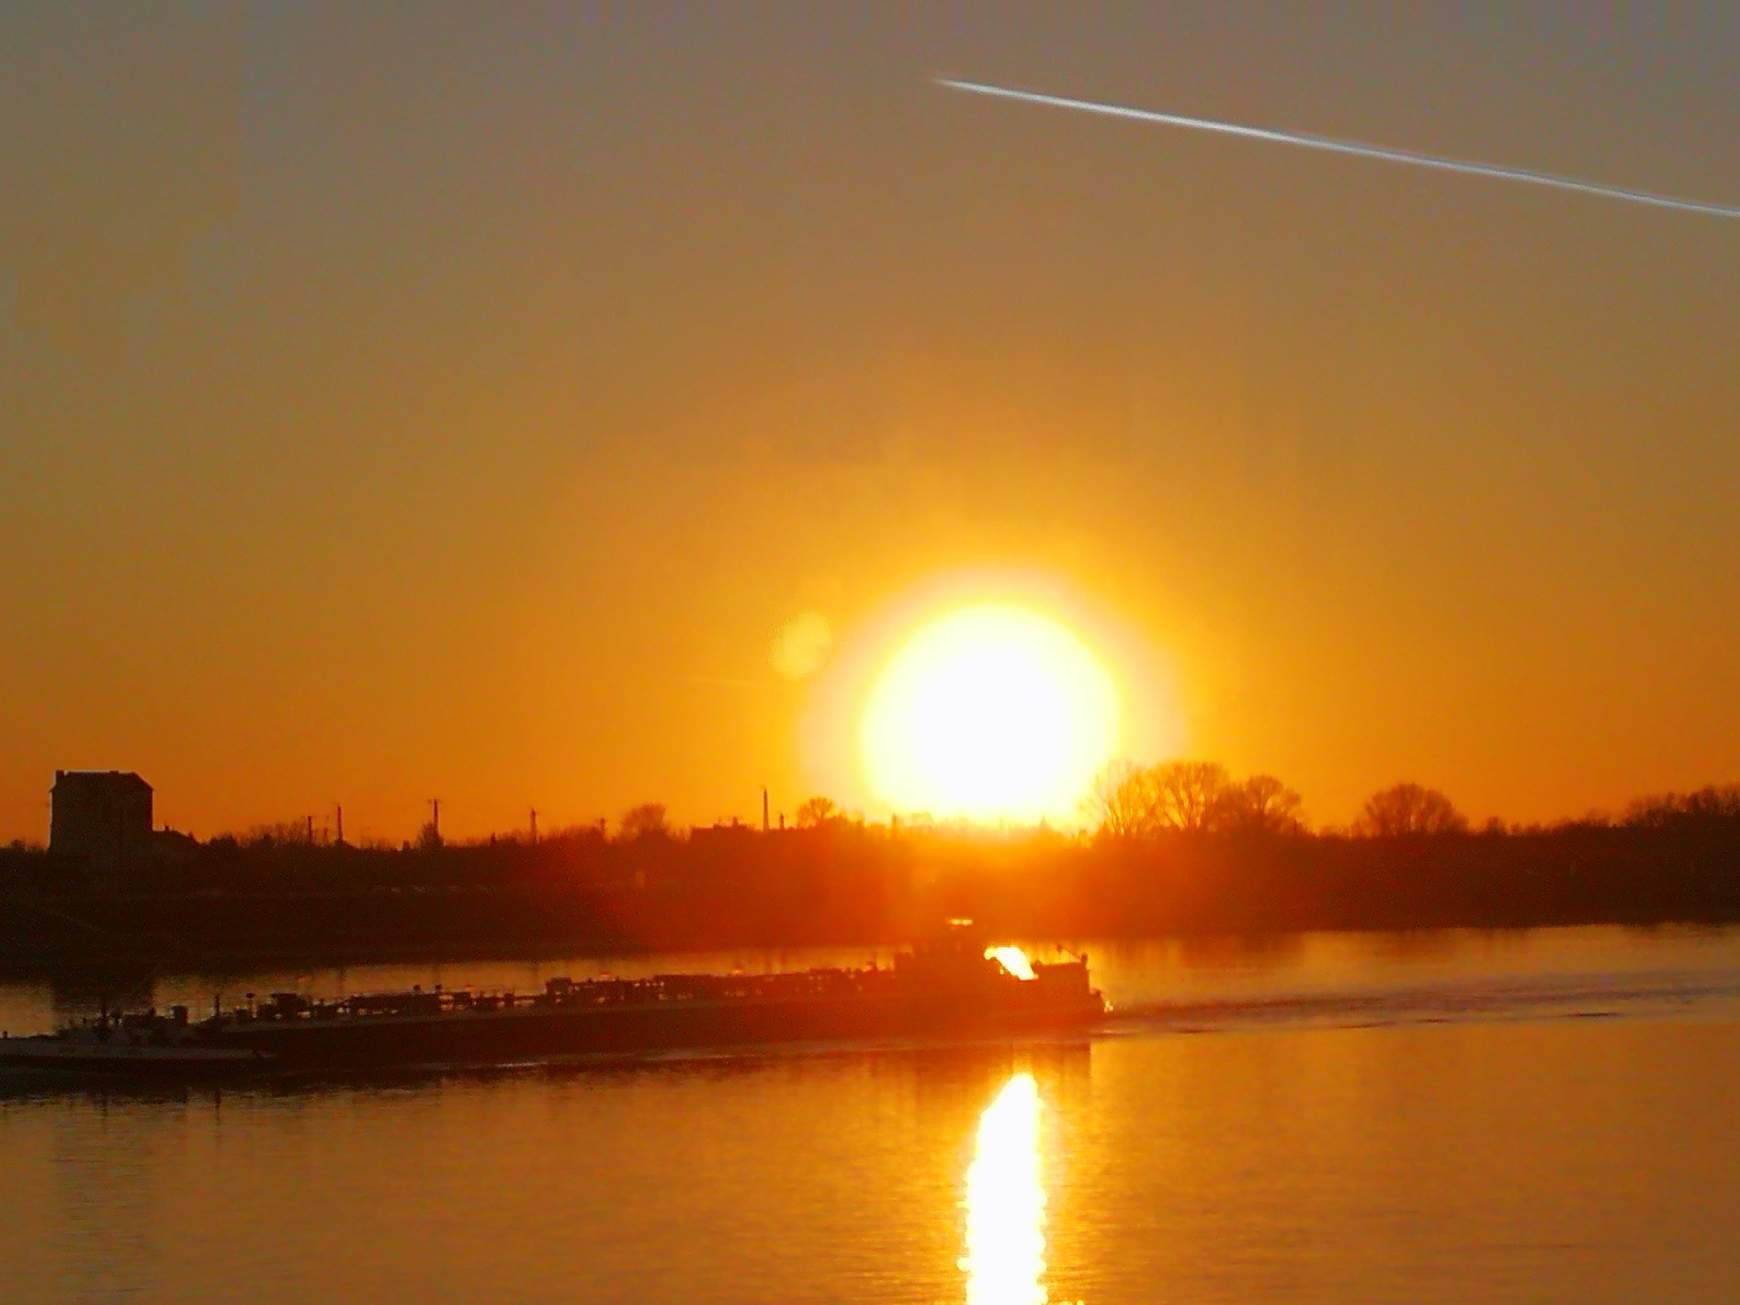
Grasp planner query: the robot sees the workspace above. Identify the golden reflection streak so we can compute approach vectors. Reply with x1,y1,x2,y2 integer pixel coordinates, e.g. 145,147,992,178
960,1072,1047,1305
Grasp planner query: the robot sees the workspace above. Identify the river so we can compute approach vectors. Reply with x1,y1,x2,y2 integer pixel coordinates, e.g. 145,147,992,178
3,923,1738,1302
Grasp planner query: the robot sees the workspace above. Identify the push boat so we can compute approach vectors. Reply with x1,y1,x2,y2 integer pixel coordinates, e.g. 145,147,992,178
0,927,1104,1078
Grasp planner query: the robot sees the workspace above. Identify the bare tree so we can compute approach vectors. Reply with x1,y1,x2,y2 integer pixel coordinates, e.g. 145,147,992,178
794,796,839,829
618,803,670,841
1217,774,1305,835
1625,785,1740,830
1685,785,1740,821
245,821,322,848
1355,783,1467,837
1153,761,1232,832
1088,760,1162,840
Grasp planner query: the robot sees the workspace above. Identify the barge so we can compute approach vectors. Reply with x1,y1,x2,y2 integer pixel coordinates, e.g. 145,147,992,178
1,927,1103,1078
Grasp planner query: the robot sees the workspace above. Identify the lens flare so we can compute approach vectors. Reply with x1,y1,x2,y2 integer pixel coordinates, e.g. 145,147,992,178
860,603,1120,824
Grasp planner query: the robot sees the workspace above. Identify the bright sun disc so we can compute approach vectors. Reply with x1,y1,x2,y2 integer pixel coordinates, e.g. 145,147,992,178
861,603,1120,823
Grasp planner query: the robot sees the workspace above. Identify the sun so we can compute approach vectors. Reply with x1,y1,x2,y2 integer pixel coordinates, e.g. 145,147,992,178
860,603,1120,824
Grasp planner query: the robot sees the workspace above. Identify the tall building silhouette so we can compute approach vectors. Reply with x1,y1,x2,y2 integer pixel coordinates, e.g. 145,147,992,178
50,770,152,880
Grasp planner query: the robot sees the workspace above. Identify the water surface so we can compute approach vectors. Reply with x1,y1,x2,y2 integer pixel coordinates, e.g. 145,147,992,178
3,924,1738,1302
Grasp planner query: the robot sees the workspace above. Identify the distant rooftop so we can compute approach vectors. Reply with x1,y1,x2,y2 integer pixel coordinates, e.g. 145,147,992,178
54,770,152,790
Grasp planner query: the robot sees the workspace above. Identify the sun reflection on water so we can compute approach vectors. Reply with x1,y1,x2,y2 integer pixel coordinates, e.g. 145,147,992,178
960,1072,1048,1305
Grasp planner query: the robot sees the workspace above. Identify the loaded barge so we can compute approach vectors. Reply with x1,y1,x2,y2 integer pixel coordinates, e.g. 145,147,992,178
0,927,1103,1078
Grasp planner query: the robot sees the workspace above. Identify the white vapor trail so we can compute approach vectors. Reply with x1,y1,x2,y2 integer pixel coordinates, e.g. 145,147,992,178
936,78,1740,221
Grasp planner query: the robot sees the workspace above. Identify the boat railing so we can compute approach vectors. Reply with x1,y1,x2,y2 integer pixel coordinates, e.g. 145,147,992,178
199,964,903,1025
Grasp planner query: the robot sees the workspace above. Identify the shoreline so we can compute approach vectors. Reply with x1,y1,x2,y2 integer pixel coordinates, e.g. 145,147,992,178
3,902,1737,981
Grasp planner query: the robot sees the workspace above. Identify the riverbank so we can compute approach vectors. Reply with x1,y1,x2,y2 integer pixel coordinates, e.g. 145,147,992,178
3,882,1738,978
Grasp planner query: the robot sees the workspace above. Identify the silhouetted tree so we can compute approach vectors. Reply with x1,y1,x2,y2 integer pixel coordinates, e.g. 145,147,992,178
1217,774,1305,835
795,796,839,829
1355,783,1467,836
1625,785,1740,830
1686,785,1740,821
1153,761,1231,832
1089,760,1163,840
618,803,670,841
244,821,316,848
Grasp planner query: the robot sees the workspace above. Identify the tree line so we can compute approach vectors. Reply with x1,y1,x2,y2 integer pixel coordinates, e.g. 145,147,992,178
1088,761,1468,839
0,771,1735,965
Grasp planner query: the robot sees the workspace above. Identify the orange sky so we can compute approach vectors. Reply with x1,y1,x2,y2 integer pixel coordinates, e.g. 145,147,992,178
3,4,1736,842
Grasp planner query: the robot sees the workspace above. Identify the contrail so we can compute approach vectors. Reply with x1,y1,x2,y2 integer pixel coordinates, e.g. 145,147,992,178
936,78,1740,221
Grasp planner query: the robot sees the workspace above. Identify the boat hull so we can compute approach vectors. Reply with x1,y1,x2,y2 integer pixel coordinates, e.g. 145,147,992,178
210,990,1104,1069
0,1038,275,1078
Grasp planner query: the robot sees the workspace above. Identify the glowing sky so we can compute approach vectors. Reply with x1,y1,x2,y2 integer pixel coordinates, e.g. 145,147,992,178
2,4,1736,841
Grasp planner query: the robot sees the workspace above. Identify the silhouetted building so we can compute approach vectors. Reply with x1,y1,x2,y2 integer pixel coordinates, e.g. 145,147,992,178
690,819,756,849
50,770,152,880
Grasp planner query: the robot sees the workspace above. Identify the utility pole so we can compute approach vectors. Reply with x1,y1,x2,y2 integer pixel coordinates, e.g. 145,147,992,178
428,798,441,844
335,803,344,846
529,807,538,846
762,787,769,833
306,814,315,845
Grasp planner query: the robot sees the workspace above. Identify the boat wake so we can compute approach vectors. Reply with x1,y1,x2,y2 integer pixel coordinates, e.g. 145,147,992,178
1101,969,1740,1036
